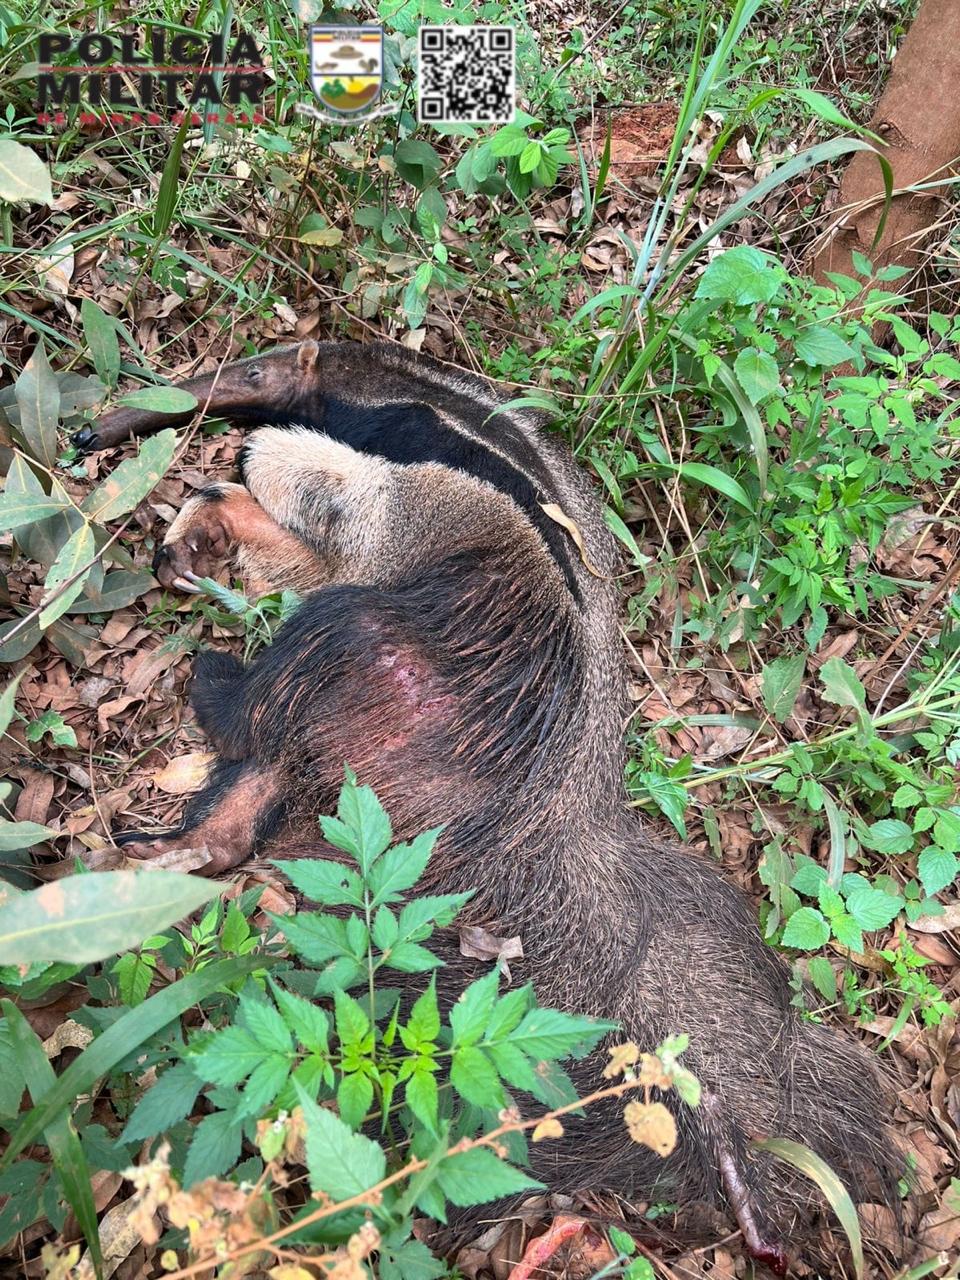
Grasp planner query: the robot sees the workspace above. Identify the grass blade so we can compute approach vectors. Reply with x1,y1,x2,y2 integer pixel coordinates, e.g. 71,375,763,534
753,1136,864,1280
3,1002,103,1278
0,953,274,1170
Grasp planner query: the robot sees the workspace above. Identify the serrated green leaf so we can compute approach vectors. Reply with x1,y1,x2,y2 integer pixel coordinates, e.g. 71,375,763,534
436,1146,541,1206
450,1045,502,1108
917,846,958,896
450,967,500,1048
819,658,868,725
405,1067,439,1132
366,828,441,905
338,1070,374,1129
762,654,806,723
270,982,329,1054
272,858,365,908
508,1007,614,1059
794,325,855,368
295,1081,386,1201
240,993,292,1056
120,1061,202,1143
734,347,780,404
334,988,370,1047
861,819,914,856
694,245,784,306
781,906,830,950
182,1108,242,1187
806,956,837,1003
191,1025,267,1086
844,885,903,932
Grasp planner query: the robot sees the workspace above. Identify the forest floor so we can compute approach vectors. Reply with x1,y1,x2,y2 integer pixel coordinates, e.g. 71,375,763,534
1,0,958,1278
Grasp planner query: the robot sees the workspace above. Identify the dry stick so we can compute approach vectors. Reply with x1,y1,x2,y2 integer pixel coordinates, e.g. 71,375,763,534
160,1076,646,1280
860,550,960,698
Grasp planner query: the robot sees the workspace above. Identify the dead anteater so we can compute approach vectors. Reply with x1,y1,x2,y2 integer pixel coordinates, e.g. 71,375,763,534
78,340,902,1272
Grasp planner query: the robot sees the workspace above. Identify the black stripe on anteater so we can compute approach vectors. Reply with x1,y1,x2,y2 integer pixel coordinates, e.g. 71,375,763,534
235,398,583,604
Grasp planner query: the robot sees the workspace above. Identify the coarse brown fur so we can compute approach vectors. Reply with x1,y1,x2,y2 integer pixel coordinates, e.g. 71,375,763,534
93,340,903,1271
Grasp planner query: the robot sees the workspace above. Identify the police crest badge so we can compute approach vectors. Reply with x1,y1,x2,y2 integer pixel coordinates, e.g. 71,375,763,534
303,25,393,122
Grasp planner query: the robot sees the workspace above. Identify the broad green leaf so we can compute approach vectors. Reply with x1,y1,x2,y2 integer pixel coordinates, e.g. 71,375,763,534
844,885,902,932
80,299,121,389
321,777,393,872
753,1137,863,1280
917,847,958,896
366,829,441,905
734,347,780,404
806,956,837,1003
191,1025,266,1086
394,139,442,188
182,1109,243,1187
272,858,364,908
121,1061,203,1143
0,673,25,738
404,1067,439,1133
676,462,753,514
69,569,155,613
39,521,95,629
694,245,784,306
436,1146,541,1207
761,654,805,723
240,992,292,1055
0,821,56,853
861,819,914,856
295,1081,386,1201
338,1070,374,1129
781,906,830,950
933,808,960,849
270,982,329,1054
830,913,863,954
3,1004,102,1274
1,954,273,1171
794,325,855,368
450,967,500,1048
0,454,71,532
82,429,178,522
508,1007,614,1059
819,658,868,726
14,341,60,470
115,386,198,414
0,870,221,964
450,1045,502,1107
636,771,687,838
0,140,52,205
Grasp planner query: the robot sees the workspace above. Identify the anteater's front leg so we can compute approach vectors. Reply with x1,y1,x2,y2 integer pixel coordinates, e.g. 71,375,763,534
154,482,327,595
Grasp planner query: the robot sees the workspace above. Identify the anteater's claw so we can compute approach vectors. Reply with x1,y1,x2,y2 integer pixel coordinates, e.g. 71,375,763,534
172,575,203,594
71,425,100,455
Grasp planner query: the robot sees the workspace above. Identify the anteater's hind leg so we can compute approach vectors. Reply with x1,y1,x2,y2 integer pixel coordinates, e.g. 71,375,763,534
117,758,287,875
154,481,327,596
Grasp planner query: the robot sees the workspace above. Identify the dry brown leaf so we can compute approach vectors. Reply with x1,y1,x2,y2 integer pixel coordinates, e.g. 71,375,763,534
152,751,215,794
623,1100,677,1155
540,503,605,577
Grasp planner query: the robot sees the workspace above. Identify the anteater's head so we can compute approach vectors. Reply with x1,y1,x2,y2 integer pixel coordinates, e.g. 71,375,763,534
73,340,327,453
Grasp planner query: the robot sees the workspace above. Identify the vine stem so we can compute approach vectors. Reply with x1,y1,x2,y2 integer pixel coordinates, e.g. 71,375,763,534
160,1076,645,1280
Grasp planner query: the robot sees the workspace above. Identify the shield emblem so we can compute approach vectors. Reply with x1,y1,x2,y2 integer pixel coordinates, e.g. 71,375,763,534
310,25,383,116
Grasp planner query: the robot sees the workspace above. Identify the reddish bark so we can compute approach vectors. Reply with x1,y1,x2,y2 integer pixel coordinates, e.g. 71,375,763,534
811,0,960,281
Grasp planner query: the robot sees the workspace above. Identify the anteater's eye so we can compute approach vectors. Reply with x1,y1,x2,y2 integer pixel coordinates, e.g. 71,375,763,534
247,366,263,382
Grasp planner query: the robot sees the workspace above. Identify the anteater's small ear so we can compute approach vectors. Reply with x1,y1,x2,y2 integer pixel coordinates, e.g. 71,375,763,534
296,340,320,371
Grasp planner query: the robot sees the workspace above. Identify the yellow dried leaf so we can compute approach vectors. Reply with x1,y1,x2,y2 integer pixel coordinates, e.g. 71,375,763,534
636,1053,672,1089
624,1101,677,1156
532,1116,565,1141
603,1041,639,1078
540,502,606,577
152,751,215,794
269,1267,316,1280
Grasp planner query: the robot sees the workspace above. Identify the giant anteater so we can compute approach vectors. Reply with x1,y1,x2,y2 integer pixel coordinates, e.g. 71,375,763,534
80,340,902,1271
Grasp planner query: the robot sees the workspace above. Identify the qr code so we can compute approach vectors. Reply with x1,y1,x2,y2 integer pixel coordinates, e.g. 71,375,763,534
418,26,515,125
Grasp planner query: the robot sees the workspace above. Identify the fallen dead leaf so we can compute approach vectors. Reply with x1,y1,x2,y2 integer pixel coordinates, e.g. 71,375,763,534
152,751,214,794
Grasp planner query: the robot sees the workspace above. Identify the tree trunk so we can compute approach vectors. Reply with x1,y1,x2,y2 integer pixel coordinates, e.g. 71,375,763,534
810,0,960,282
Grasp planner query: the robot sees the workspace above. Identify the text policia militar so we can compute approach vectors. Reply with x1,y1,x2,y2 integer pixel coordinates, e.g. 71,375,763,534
36,29,265,123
